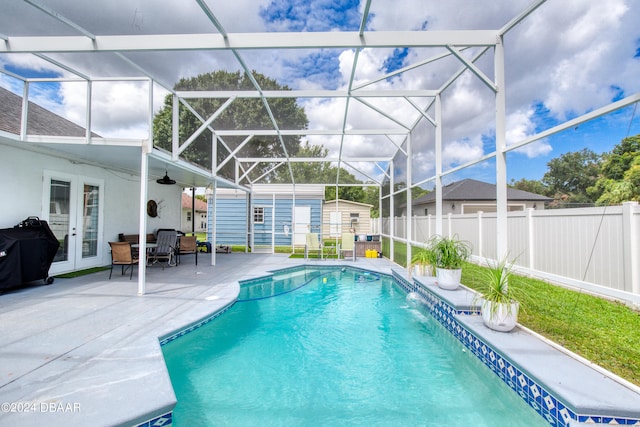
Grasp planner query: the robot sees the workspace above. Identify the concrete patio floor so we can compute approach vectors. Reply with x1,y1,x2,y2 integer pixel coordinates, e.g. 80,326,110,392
0,253,396,427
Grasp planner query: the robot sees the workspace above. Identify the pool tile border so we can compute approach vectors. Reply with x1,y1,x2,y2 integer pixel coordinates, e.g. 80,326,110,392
158,303,234,347
392,270,640,427
134,412,173,427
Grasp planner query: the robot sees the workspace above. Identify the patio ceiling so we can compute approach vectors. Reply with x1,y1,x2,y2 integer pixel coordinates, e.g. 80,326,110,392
0,0,547,189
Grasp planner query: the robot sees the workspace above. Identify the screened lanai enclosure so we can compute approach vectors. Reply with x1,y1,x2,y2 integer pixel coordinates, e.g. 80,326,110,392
1,0,639,299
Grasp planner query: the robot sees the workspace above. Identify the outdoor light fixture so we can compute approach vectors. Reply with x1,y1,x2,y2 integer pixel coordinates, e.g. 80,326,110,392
451,203,455,210
156,170,176,185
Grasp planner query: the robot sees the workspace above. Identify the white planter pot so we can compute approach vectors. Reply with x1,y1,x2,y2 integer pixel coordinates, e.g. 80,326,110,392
436,268,461,290
482,300,519,332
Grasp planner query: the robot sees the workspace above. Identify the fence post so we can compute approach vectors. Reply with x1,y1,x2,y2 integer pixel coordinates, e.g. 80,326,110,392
527,208,535,270
622,201,639,294
477,211,483,258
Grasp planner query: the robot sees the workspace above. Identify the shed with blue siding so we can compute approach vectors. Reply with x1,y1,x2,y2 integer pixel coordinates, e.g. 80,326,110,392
211,184,325,251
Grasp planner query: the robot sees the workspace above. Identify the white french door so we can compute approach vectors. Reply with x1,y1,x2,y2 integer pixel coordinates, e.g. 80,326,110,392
42,171,104,275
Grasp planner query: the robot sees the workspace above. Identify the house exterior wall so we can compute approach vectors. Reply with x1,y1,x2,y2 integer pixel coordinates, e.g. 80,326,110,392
322,200,373,238
181,207,207,233
409,200,542,216
213,193,248,246
212,187,323,248
0,143,182,274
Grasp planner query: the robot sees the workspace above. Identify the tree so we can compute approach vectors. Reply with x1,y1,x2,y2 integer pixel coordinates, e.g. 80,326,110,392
541,148,602,205
590,134,640,205
272,141,334,183
510,178,550,196
153,70,308,182
362,186,380,217
600,134,640,180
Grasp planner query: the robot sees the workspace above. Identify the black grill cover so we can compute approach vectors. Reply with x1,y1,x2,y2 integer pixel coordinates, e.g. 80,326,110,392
0,219,60,291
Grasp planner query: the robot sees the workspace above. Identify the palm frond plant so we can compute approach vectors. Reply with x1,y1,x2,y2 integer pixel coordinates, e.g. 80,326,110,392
431,235,472,290
474,257,522,332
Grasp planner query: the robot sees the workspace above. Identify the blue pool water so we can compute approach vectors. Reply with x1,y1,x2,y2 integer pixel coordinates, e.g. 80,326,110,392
162,267,547,426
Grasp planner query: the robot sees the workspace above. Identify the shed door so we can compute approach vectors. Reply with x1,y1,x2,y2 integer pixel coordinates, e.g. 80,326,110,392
293,206,310,246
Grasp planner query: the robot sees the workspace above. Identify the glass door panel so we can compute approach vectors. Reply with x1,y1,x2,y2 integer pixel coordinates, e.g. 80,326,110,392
82,184,99,258
49,179,71,263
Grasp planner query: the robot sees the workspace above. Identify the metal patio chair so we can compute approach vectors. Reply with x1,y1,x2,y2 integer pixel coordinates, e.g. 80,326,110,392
153,230,178,268
108,241,139,279
177,235,198,265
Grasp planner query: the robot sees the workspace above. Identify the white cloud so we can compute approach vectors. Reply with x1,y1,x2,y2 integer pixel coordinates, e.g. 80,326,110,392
59,81,151,138
2,0,639,183
506,109,552,158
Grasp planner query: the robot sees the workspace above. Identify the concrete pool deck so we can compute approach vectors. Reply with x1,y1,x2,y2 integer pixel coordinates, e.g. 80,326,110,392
0,254,638,426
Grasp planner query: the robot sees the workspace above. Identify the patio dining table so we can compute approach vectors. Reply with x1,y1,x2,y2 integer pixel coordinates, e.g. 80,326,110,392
132,242,159,266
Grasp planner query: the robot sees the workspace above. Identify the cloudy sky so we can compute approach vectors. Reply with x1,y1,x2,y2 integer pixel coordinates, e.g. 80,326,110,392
1,0,639,186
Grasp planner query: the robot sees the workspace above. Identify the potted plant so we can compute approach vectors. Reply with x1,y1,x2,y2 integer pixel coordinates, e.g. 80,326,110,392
475,257,521,332
431,235,471,290
409,245,437,277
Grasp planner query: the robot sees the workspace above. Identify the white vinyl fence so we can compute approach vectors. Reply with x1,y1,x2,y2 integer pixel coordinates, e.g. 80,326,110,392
376,202,640,305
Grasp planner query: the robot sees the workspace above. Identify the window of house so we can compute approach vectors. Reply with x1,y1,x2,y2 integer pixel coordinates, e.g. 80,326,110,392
187,211,192,222
254,207,264,224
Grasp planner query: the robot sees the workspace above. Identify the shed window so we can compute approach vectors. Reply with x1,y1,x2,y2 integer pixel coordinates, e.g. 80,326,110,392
254,207,264,224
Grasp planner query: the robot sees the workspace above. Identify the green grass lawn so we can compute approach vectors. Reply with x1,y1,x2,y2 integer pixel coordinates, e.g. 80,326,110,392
461,262,640,386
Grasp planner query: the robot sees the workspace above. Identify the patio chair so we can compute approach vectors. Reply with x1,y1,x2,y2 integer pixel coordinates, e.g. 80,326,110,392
153,230,178,268
108,241,139,279
177,235,198,265
305,232,323,260
339,232,356,261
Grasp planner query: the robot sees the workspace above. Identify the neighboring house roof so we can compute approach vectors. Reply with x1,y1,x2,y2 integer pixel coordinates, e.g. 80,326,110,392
182,193,208,212
324,199,373,208
0,86,99,137
411,179,552,205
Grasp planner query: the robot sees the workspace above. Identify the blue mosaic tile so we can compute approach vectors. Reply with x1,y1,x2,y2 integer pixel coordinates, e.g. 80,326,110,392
135,411,172,427
396,272,640,427
150,412,172,426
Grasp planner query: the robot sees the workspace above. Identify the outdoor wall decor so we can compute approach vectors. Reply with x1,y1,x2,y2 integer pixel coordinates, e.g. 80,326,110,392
147,200,158,218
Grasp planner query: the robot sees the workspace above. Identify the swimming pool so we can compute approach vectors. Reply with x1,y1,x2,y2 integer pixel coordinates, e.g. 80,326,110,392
162,266,548,426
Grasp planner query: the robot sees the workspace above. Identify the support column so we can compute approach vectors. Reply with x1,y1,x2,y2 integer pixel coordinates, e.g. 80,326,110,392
210,180,217,266
137,80,153,295
171,95,179,160
211,131,218,265
389,161,395,262
495,35,508,261
406,134,413,267
137,146,149,295
435,94,443,236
